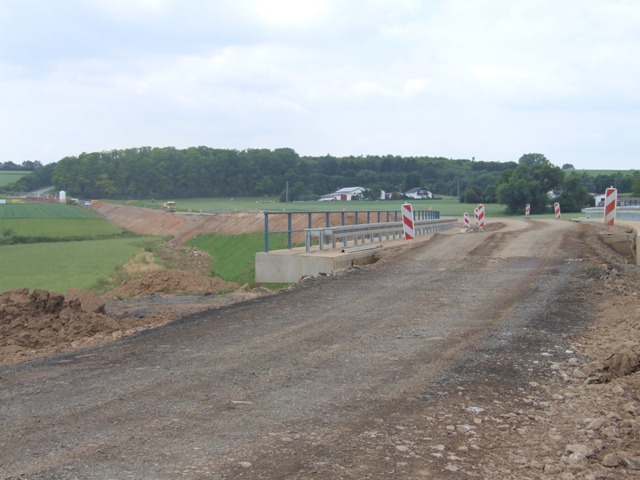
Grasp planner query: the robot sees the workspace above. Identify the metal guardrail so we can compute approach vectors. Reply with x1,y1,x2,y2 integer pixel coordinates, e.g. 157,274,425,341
304,218,456,252
263,209,440,252
582,206,640,223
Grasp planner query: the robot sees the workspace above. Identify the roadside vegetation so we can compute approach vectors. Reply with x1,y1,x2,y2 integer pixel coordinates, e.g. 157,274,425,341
188,232,288,286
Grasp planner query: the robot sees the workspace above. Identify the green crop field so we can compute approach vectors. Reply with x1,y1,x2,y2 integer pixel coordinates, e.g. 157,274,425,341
0,237,160,294
0,218,126,240
0,203,96,218
0,201,158,293
0,171,28,187
0,204,129,243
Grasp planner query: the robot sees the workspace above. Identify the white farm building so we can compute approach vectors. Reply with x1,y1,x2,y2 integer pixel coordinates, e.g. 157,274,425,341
318,187,366,201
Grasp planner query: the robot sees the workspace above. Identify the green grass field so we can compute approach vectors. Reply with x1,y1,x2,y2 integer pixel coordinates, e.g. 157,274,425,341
0,204,129,243
0,203,96,218
0,218,126,240
0,202,159,293
0,171,28,187
187,232,289,286
0,237,160,294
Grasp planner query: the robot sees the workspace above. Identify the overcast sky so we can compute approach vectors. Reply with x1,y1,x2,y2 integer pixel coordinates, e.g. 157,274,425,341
1,0,638,170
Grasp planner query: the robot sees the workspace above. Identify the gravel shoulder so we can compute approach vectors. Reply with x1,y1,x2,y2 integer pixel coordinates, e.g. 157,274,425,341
0,218,638,479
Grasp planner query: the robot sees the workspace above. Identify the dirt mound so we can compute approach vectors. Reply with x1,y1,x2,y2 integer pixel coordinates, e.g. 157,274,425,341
94,203,266,244
0,288,131,362
93,203,374,245
105,269,238,298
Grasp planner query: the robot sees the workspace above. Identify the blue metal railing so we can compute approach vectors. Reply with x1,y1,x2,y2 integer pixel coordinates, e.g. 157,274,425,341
263,209,440,252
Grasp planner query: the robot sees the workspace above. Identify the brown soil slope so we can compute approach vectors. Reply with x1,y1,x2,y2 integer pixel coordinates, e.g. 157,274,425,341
94,203,372,244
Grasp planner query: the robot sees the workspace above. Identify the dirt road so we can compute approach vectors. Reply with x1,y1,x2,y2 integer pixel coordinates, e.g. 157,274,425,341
1,219,639,479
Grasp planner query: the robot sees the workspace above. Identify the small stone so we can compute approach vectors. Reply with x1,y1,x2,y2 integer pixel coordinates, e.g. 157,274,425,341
238,461,252,468
612,385,625,395
602,453,619,467
566,444,592,456
466,406,485,414
586,418,607,431
621,457,639,470
395,445,409,453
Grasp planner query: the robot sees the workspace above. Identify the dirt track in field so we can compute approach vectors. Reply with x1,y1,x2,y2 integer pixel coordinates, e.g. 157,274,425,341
1,211,639,479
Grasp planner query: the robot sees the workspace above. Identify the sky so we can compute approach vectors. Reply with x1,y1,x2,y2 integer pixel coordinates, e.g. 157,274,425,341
1,0,639,170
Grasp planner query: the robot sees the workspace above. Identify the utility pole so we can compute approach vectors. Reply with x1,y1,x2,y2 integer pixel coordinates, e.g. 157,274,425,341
286,181,289,203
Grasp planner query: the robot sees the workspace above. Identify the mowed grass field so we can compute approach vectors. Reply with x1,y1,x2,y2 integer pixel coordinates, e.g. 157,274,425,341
0,171,28,187
0,203,160,293
0,237,159,293
0,204,127,240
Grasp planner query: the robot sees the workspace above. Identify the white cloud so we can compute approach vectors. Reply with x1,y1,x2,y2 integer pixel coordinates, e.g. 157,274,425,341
0,0,638,168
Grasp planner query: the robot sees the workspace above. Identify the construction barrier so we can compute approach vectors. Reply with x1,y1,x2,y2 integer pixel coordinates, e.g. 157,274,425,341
554,202,561,219
463,212,470,230
402,203,415,240
604,187,617,227
525,203,530,217
476,204,485,229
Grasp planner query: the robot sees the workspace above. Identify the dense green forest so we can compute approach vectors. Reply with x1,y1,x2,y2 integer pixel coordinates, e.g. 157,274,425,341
2,147,639,213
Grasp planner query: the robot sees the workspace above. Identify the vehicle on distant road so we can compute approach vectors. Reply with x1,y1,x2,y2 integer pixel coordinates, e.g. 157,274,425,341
162,201,176,212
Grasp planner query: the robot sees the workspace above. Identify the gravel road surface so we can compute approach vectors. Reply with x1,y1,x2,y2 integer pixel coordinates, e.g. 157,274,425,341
0,219,619,479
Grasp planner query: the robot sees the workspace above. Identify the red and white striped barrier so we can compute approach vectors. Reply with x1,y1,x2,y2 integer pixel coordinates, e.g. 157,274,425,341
604,187,617,227
402,203,415,240
463,212,470,230
476,204,485,229
554,202,561,219
525,203,530,217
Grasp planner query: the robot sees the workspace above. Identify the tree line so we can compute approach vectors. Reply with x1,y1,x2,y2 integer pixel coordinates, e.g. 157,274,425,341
3,147,639,214
0,160,42,171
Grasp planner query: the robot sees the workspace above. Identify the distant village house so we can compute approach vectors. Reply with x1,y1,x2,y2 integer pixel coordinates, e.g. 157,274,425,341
318,187,366,201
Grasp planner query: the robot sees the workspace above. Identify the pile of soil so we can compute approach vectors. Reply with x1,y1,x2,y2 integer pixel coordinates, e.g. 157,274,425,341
105,269,238,297
0,288,133,362
0,279,265,366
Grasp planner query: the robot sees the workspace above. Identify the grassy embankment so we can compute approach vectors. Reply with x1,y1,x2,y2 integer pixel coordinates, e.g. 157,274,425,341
0,203,161,293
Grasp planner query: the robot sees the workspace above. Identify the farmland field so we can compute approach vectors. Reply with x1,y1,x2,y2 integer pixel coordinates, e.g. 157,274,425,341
0,203,127,240
0,218,126,239
0,237,160,293
0,203,96,218
0,171,28,187
0,202,158,293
